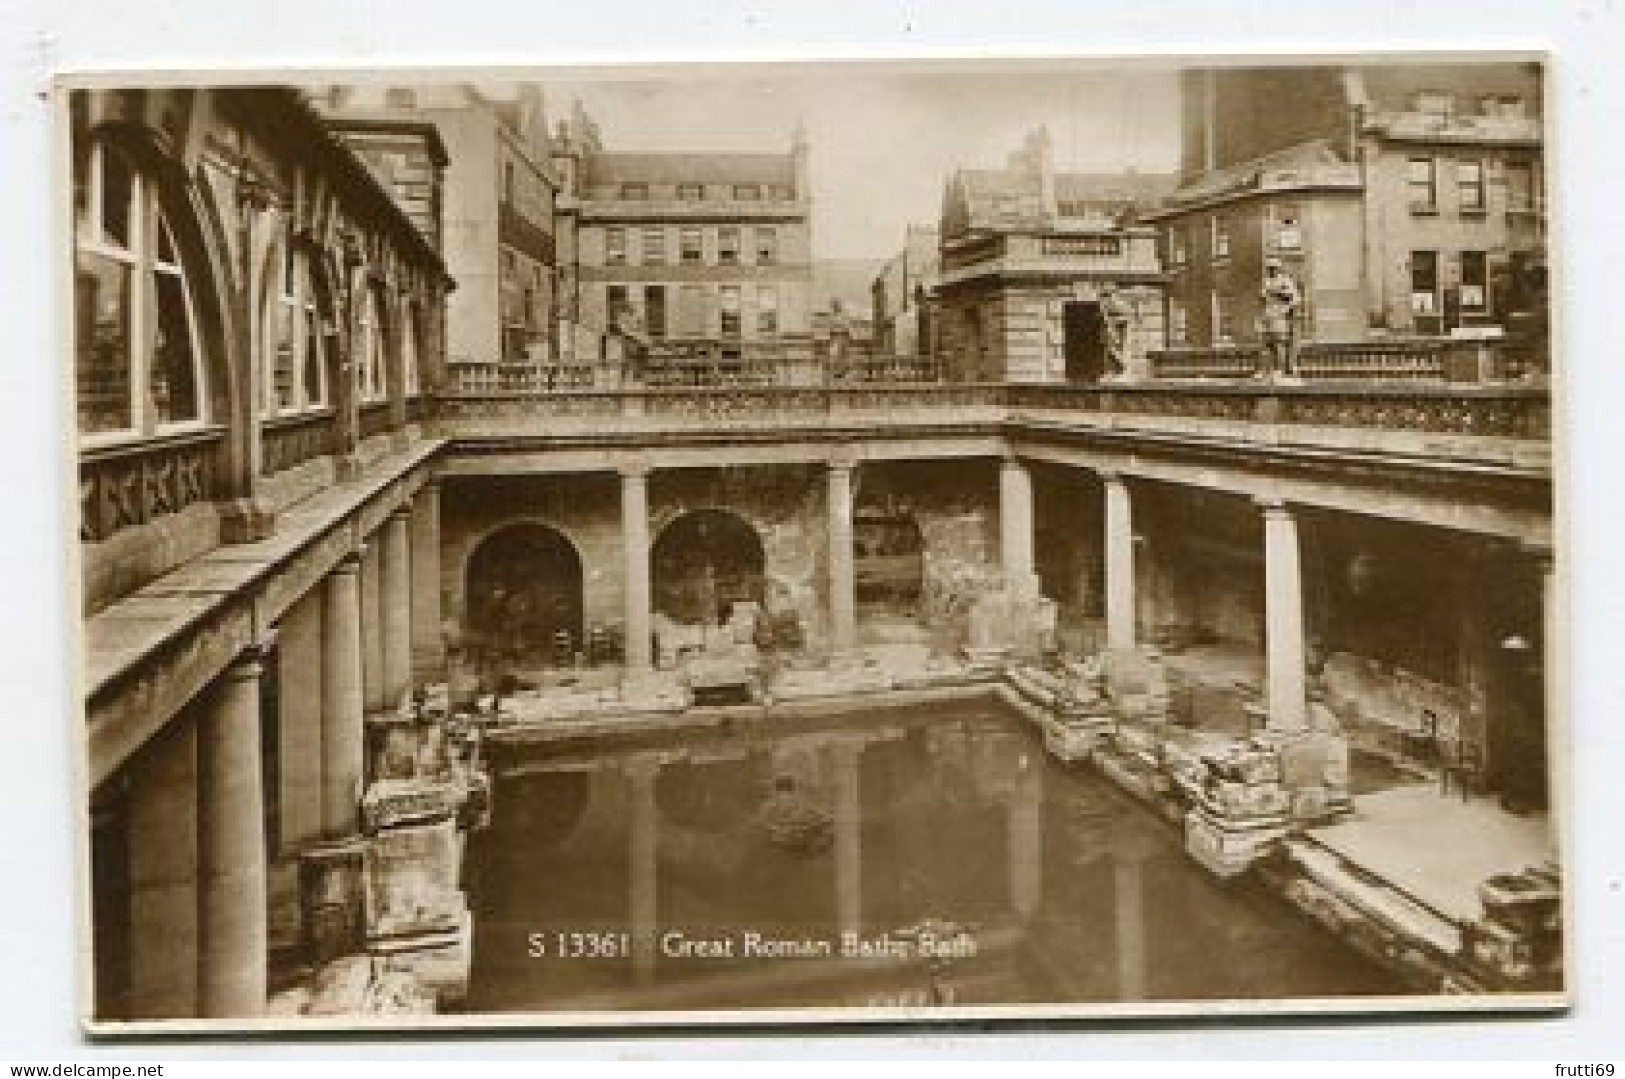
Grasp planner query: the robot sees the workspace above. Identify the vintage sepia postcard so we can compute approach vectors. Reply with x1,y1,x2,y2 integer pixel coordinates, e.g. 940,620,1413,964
65,54,1562,1033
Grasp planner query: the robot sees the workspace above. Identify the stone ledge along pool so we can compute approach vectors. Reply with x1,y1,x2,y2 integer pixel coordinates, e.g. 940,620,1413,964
462,695,1403,1013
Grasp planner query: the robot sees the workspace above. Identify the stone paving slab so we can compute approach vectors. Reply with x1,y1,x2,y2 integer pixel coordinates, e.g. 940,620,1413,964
1307,782,1555,924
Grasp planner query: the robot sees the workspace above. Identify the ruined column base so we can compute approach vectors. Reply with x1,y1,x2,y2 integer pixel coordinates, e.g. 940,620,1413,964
299,838,367,964
1042,712,1115,763
1184,806,1290,878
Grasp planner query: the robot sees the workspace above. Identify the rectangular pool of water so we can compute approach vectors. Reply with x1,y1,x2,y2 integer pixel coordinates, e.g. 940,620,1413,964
463,695,1402,1014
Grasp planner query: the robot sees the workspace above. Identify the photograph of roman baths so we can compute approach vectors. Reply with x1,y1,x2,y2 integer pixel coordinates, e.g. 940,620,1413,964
71,57,1558,1026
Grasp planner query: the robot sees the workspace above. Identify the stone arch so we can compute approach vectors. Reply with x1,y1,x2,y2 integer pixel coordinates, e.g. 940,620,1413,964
651,507,767,626
464,521,586,670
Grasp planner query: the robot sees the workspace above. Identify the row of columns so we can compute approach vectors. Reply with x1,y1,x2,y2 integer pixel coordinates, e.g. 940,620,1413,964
997,456,1311,733
120,480,443,1019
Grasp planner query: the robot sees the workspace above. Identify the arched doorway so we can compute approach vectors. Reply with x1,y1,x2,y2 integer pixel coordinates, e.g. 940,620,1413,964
651,509,766,625
854,510,924,616
465,523,585,670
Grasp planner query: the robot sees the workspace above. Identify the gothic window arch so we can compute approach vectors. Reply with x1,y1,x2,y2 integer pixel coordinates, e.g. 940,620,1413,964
74,137,209,439
262,226,331,416
356,282,388,403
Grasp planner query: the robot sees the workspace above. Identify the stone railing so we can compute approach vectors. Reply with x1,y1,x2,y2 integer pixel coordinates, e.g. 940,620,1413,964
1150,337,1538,383
262,409,337,476
430,380,1550,452
79,427,222,543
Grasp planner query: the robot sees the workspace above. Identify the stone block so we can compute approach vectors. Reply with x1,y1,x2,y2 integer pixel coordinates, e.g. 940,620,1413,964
365,819,466,940
362,778,461,833
304,955,374,1017
372,908,474,1008
1184,806,1287,878
300,840,366,963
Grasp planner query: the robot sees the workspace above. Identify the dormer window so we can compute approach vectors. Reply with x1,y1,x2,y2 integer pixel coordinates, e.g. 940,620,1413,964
732,183,762,201
1481,95,1527,120
620,182,648,200
677,182,705,201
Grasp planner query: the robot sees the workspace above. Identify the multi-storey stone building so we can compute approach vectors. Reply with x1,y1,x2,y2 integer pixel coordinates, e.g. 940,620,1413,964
934,128,1176,383
870,223,940,365
1146,63,1546,372
573,126,815,379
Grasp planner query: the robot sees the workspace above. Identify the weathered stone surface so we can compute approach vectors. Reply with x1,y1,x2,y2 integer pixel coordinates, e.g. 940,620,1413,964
304,955,374,1017
365,819,465,940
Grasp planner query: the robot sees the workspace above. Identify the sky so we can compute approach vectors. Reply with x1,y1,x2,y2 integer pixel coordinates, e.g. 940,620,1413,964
536,63,1183,261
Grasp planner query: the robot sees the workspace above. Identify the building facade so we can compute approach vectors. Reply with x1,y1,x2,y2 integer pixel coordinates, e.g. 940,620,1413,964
75,85,450,1020
934,128,1175,383
321,84,566,369
574,127,815,378
1150,63,1546,363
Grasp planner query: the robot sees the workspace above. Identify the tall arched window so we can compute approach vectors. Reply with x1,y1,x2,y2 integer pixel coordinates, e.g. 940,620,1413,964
74,140,207,438
401,299,420,398
263,229,329,416
357,285,387,403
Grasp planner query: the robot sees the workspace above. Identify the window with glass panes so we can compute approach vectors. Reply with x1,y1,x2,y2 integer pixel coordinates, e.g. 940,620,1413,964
720,285,741,336
73,139,207,438
717,226,740,265
605,227,626,265
754,226,777,265
641,227,666,265
1459,251,1489,312
265,231,329,415
1410,251,1440,316
679,227,703,264
357,286,387,402
756,285,778,334
1456,160,1486,213
1408,158,1438,211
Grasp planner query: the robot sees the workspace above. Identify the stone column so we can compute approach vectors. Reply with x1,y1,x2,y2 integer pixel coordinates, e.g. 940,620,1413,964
321,552,365,838
832,741,863,941
1008,753,1044,920
126,719,199,1019
380,504,414,710
627,755,659,985
359,543,384,713
827,460,858,658
197,651,268,1018
1102,472,1137,653
410,478,446,683
999,456,1036,588
621,465,653,675
1260,498,1307,733
276,589,325,853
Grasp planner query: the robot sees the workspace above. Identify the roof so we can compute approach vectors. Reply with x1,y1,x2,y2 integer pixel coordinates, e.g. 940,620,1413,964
583,151,795,188
1159,138,1347,208
949,165,1176,234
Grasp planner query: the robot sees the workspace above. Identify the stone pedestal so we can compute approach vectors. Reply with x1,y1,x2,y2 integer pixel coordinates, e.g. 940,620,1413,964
197,652,269,1018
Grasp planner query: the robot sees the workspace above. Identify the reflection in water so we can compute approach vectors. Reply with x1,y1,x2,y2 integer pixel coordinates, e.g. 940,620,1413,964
464,700,1400,1011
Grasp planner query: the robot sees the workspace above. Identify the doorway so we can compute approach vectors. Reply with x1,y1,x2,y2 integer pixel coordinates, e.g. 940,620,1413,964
1063,300,1107,383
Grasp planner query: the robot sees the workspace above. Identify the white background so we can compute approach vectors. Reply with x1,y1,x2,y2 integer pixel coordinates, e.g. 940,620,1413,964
1,0,1622,1061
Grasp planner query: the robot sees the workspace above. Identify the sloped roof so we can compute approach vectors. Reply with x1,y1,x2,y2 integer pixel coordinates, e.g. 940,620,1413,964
583,151,795,187
1163,138,1344,206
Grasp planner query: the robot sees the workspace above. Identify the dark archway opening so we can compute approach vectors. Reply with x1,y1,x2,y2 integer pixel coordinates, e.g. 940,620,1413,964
652,509,766,625
466,523,585,670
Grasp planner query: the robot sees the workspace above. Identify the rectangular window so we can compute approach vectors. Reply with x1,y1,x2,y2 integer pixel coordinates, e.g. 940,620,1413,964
769,184,795,201
680,227,703,264
1169,227,1187,266
620,182,648,200
645,285,667,338
733,183,762,201
1209,216,1230,259
1168,303,1188,345
1211,291,1233,344
718,226,740,265
1459,250,1489,312
605,227,626,265
1273,203,1303,250
720,285,741,337
756,285,779,335
1506,161,1535,213
677,182,705,201
640,227,666,265
607,285,629,326
754,226,778,265
1408,157,1438,212
1410,250,1440,316
1456,160,1486,214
